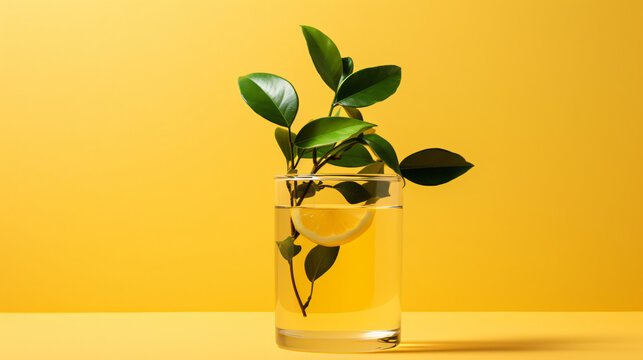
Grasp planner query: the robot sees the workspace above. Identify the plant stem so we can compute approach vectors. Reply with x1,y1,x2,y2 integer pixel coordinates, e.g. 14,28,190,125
293,139,356,207
284,97,343,317
286,126,295,170
328,103,336,117
303,281,315,308
288,259,307,317
295,168,320,207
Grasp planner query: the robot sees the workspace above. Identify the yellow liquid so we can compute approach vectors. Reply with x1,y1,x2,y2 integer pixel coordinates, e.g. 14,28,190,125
274,205,402,352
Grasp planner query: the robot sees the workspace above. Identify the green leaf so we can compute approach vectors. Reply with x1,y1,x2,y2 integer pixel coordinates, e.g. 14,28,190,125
301,25,342,91
299,145,333,159
362,134,401,175
400,148,474,186
358,161,391,201
328,144,374,167
275,128,296,162
342,106,363,120
358,161,385,174
335,65,401,108
363,181,391,200
294,117,376,149
333,181,371,204
276,236,301,261
340,57,353,83
296,182,316,198
305,245,340,282
238,73,298,127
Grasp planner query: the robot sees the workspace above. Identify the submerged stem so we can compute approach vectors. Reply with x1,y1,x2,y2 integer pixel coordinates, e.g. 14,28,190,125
303,281,315,308
288,259,307,317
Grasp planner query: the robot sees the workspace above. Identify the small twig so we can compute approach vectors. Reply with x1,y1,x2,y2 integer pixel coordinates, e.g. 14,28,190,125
293,152,303,168
288,259,307,317
286,126,295,170
303,281,315,308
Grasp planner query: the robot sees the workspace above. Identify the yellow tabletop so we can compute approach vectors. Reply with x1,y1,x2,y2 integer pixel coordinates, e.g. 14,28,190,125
1,312,641,359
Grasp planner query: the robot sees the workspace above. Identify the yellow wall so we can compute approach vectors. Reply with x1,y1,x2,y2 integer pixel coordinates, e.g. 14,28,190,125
1,0,642,312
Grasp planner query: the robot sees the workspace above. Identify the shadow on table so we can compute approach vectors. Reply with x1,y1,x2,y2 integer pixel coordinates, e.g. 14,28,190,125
386,337,591,353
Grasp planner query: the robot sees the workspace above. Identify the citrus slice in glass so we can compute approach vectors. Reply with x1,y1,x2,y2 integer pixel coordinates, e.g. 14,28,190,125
291,206,375,247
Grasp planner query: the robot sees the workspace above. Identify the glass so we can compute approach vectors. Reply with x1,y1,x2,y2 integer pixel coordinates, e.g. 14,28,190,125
274,174,402,353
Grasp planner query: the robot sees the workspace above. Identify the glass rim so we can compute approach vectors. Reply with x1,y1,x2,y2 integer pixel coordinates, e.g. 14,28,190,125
274,173,402,182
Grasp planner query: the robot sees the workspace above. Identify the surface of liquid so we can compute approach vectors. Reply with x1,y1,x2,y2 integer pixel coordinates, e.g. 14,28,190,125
275,206,402,332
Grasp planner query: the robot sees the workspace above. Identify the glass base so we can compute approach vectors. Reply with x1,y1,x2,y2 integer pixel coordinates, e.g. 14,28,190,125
276,328,400,353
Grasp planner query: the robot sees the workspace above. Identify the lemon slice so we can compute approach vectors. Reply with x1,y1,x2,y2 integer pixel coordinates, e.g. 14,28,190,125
291,206,375,246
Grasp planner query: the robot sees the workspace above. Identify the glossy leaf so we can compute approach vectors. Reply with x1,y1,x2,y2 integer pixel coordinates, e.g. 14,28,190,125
301,25,342,91
328,143,374,167
238,73,298,127
275,128,296,162
333,181,371,204
276,236,301,261
299,145,333,159
362,134,401,175
340,57,353,83
400,148,474,186
305,245,340,282
342,106,363,120
294,117,376,149
335,65,401,108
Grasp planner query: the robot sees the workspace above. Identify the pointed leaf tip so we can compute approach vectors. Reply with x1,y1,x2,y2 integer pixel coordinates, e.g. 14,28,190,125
362,133,401,176
336,65,401,108
301,26,343,91
400,148,473,186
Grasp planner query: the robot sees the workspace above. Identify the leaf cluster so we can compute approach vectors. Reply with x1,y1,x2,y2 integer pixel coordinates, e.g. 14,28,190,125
238,26,474,313
239,25,473,187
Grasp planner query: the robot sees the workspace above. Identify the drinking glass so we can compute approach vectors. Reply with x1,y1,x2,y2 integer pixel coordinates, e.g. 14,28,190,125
274,174,402,352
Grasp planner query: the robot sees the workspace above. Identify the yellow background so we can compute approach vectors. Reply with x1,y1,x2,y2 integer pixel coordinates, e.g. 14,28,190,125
1,0,642,312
